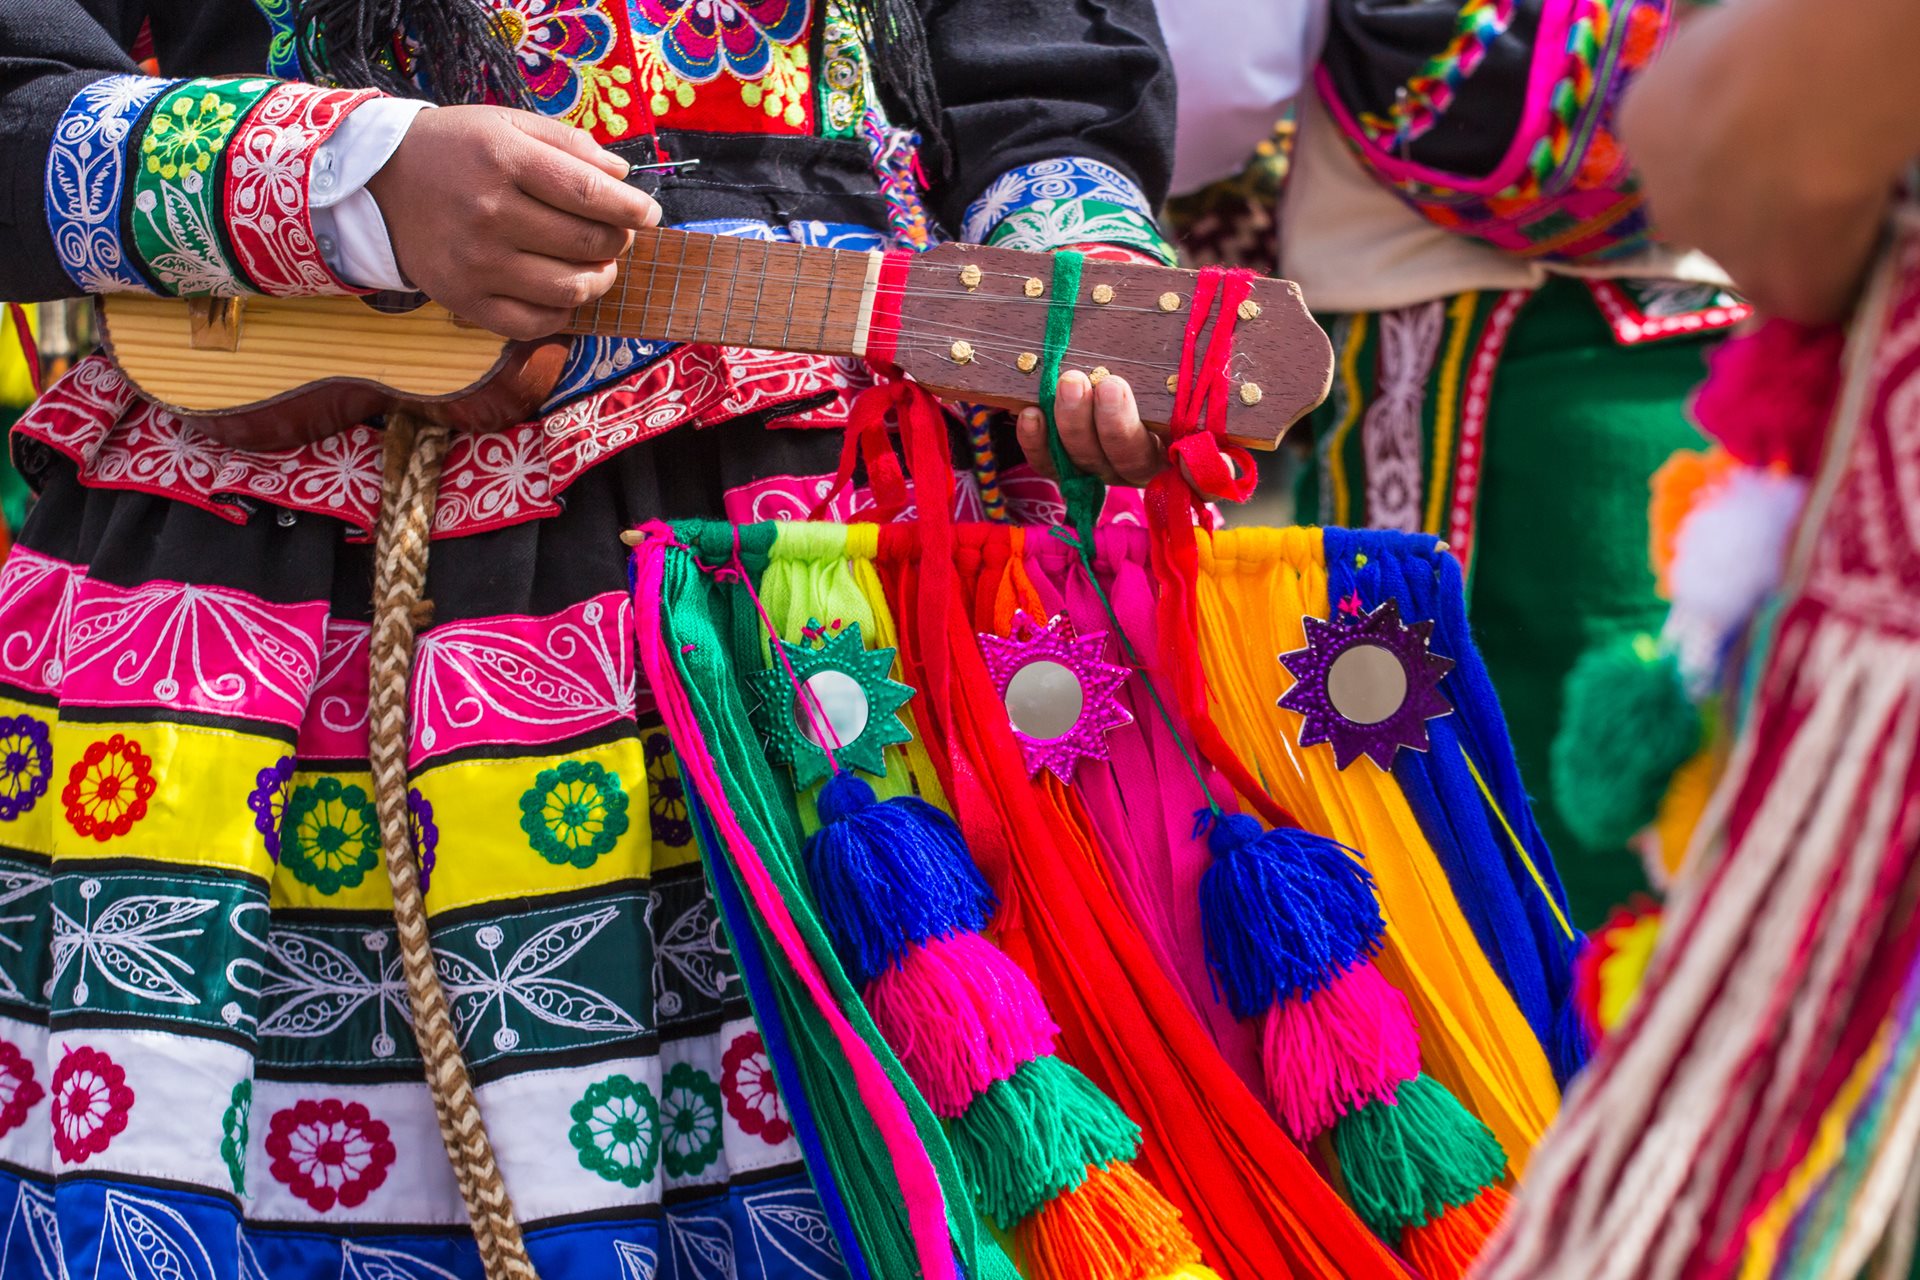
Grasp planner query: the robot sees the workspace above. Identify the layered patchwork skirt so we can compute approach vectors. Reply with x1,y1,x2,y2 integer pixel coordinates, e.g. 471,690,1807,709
0,426,852,1280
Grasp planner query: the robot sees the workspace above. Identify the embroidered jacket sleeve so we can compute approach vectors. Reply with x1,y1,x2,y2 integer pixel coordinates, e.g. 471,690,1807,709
1,0,393,301
923,0,1179,264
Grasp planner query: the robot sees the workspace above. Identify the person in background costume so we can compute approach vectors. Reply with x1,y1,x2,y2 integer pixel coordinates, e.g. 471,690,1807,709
1161,0,1744,929
0,1,1181,1275
1482,1,1920,1276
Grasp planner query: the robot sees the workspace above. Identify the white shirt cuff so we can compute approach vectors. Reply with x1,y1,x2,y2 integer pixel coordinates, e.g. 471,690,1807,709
309,97,434,291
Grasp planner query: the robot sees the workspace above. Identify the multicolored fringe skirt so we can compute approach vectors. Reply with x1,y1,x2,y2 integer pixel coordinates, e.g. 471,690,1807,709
0,443,843,1280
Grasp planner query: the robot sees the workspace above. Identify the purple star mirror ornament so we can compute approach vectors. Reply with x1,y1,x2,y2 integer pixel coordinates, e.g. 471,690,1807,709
979,611,1134,782
1278,599,1455,770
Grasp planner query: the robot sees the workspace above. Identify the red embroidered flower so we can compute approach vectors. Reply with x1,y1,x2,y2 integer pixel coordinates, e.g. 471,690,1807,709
266,1098,395,1211
61,735,158,841
50,1045,134,1163
720,1030,790,1145
0,1039,45,1139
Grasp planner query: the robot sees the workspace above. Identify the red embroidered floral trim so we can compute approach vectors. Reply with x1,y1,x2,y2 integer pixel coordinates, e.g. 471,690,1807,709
266,1097,396,1211
50,1045,134,1164
61,733,158,841
0,1039,45,1139
721,1030,793,1146
15,348,872,540
224,84,378,296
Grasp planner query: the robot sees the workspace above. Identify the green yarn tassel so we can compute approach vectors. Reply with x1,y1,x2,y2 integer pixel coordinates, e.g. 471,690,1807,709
1551,632,1702,852
947,1055,1141,1230
1330,1073,1509,1237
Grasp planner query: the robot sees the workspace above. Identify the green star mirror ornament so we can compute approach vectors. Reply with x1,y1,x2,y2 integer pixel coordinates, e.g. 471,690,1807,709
748,620,916,786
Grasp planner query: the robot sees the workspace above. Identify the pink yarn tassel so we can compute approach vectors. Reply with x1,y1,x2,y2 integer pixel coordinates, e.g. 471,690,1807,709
864,932,1060,1116
1262,959,1422,1143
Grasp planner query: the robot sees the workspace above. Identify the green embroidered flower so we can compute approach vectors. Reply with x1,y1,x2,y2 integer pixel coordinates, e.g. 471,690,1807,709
519,760,630,869
281,776,381,894
142,90,242,181
660,1061,722,1179
221,1079,251,1195
569,1073,659,1187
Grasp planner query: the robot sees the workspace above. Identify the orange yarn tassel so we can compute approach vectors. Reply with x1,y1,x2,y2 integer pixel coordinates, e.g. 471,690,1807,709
1401,1183,1511,1280
1016,1161,1212,1280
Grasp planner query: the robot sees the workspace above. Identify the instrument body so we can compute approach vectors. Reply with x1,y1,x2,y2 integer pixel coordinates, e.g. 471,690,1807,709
98,233,1334,453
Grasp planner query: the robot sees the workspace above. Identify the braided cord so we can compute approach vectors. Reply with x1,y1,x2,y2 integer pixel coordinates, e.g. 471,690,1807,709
370,413,538,1280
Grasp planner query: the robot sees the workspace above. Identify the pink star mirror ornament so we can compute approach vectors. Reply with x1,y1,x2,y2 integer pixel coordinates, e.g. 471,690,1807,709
979,611,1135,782
1278,599,1454,770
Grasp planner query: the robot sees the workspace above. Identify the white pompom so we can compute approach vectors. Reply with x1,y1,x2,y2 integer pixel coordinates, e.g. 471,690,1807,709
1668,468,1808,634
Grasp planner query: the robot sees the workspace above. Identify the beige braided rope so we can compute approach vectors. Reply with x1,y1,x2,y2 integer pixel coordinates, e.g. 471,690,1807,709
370,413,539,1280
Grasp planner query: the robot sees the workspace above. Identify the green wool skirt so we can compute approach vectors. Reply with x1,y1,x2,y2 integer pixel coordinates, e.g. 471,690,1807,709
1295,276,1713,926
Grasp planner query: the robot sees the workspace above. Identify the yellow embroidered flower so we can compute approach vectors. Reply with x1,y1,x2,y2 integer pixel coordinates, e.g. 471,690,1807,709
143,91,241,182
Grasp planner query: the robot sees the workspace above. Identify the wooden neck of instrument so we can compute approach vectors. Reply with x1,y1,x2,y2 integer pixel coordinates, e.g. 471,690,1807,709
567,227,873,356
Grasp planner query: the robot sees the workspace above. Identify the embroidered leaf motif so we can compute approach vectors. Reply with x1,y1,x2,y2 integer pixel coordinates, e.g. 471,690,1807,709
102,1189,217,1280
0,867,51,1002
258,930,410,1057
614,1240,660,1280
7,1180,64,1280
651,891,736,1019
666,1213,735,1280
436,906,643,1053
339,1242,465,1280
745,1191,843,1278
52,890,217,1007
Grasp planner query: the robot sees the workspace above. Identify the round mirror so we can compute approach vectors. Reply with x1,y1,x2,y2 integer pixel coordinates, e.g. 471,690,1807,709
796,669,871,750
1325,643,1409,727
1004,660,1086,741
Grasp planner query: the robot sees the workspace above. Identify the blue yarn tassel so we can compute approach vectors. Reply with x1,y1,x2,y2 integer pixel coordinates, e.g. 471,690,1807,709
803,771,997,985
1197,810,1386,1019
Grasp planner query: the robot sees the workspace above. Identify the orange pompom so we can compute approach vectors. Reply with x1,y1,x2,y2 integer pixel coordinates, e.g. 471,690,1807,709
1017,1161,1204,1280
1401,1183,1512,1280
1649,447,1737,594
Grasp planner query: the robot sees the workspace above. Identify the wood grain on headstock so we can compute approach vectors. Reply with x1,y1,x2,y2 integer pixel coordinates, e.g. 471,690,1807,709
888,242,1331,450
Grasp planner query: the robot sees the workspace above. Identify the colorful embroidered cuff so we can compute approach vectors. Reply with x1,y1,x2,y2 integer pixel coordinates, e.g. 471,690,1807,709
224,83,380,295
45,75,180,292
959,157,1176,265
128,77,282,296
46,76,379,298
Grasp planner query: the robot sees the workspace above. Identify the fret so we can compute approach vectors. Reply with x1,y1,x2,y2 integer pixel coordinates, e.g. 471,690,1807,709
689,232,718,344
664,230,695,339
571,228,895,354
612,236,634,333
743,233,773,350
776,242,800,351
822,250,861,354
713,235,745,347
642,232,667,341
788,247,832,353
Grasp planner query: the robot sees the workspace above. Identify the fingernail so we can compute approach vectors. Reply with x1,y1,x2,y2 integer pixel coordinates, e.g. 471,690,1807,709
1095,375,1125,409
1058,373,1086,409
1018,408,1043,432
602,149,631,178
